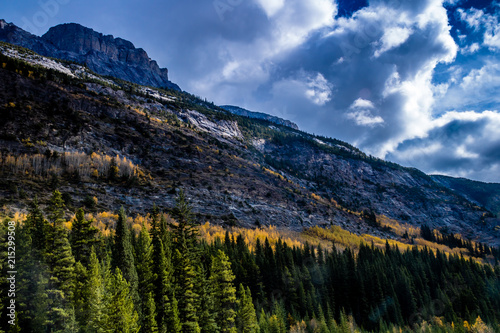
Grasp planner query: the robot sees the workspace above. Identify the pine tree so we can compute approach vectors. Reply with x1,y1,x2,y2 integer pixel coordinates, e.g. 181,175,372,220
211,250,237,333
167,294,182,333
142,292,158,333
45,191,76,332
24,196,50,258
195,265,218,333
236,284,259,333
171,189,199,256
113,207,139,309
170,191,201,333
86,248,107,333
136,224,156,330
73,261,89,327
105,267,140,333
174,249,200,333
70,208,98,266
150,220,173,333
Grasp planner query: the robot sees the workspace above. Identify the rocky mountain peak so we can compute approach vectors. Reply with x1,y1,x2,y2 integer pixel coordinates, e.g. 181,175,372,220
0,20,180,91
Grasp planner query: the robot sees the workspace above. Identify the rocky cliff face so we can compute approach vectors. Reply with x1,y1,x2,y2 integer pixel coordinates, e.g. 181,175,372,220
0,19,180,90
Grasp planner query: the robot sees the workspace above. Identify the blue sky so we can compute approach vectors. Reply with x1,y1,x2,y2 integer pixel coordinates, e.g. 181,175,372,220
2,0,500,182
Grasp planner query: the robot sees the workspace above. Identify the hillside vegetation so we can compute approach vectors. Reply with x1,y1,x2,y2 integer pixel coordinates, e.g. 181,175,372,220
1,191,499,332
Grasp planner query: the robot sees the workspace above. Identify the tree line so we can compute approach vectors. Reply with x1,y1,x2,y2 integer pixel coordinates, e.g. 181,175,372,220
0,190,499,332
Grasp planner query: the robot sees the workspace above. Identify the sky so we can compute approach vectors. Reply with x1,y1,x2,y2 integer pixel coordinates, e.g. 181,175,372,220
2,0,500,182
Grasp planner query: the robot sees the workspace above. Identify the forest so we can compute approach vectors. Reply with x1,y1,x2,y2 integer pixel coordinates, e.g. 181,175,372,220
0,190,498,333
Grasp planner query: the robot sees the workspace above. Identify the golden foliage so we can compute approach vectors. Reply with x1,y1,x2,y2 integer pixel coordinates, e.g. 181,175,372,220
199,222,306,252
0,151,140,180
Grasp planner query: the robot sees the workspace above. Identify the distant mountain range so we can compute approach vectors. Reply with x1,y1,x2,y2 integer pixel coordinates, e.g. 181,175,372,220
221,105,299,130
432,175,500,217
0,19,180,90
0,20,499,247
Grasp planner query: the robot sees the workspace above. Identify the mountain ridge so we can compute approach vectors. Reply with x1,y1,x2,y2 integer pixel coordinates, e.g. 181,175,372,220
221,105,299,130
0,34,498,246
0,19,180,91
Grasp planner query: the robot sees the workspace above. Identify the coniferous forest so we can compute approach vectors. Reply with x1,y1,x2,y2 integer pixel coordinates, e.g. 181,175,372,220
1,190,499,333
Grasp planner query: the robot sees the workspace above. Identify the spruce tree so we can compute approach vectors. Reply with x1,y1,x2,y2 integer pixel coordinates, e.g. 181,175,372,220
167,294,182,333
70,208,98,266
86,248,107,333
105,268,140,333
45,191,76,332
142,292,159,333
236,284,259,333
174,249,200,333
150,221,173,333
113,207,139,308
136,224,156,330
24,196,50,259
195,265,218,333
210,250,237,333
171,190,201,333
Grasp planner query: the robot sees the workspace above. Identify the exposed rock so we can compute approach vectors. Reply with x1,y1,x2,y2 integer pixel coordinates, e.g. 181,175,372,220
0,19,180,91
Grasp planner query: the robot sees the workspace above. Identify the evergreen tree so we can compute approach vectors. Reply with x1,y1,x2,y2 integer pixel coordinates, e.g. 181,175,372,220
194,264,218,333
142,292,158,333
70,208,98,266
86,248,107,333
45,191,76,332
171,189,199,256
113,207,139,308
236,284,259,333
135,224,156,330
105,268,140,333
174,249,200,333
73,261,89,327
150,218,174,333
211,250,237,333
24,196,50,258
167,294,182,333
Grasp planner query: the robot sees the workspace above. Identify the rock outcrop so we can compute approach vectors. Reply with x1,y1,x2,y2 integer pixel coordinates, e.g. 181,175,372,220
0,19,180,90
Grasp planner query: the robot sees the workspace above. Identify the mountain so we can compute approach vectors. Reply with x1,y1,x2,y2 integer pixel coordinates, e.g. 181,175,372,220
432,175,500,217
0,39,499,247
0,19,180,91
221,105,299,130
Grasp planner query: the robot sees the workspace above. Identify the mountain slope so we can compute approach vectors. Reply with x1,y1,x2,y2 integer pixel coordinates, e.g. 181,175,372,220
0,41,499,246
221,105,299,130
432,175,500,217
0,19,180,90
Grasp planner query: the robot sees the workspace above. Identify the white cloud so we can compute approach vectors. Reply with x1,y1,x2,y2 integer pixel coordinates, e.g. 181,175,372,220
460,62,500,89
460,42,480,55
389,110,500,182
189,0,337,105
305,73,332,105
458,7,500,50
254,0,285,17
346,98,384,127
347,110,384,126
374,26,413,57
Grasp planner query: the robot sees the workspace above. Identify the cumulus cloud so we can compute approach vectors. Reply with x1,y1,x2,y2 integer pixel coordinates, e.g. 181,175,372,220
458,7,500,50
6,0,499,181
346,98,384,126
305,73,333,106
389,110,500,182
